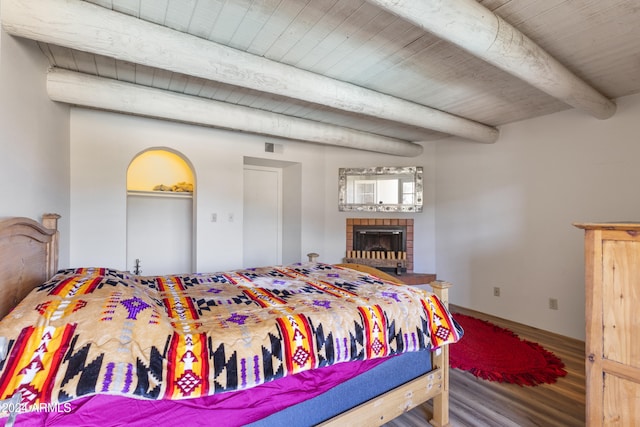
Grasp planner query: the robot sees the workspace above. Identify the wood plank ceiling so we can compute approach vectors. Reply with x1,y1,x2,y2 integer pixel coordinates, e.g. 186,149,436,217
2,0,640,155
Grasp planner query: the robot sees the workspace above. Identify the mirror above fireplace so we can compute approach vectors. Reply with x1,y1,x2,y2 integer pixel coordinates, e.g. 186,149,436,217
338,166,423,212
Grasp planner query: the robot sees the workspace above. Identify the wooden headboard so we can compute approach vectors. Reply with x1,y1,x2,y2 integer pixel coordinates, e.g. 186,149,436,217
0,214,60,319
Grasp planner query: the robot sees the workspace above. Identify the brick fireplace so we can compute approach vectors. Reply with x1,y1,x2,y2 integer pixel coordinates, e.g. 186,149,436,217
345,218,414,272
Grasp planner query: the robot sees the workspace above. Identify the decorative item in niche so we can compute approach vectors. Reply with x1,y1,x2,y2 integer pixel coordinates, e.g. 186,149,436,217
338,166,423,212
152,181,194,192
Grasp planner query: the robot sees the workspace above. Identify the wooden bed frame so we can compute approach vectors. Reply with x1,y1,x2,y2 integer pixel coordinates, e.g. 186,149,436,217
0,214,452,427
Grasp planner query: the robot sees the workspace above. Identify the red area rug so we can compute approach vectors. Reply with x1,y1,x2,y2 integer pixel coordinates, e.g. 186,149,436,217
449,313,568,386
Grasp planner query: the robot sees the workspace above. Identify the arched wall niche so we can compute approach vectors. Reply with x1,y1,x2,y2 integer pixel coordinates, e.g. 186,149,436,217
126,147,196,276
127,147,196,193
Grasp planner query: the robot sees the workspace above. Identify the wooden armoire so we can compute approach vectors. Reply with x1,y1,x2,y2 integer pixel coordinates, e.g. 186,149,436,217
575,223,640,425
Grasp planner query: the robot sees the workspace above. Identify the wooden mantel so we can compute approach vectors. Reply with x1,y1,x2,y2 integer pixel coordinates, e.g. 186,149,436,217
392,272,437,286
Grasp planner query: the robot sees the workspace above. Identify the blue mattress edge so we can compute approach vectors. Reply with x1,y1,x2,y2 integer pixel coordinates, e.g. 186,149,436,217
247,350,432,426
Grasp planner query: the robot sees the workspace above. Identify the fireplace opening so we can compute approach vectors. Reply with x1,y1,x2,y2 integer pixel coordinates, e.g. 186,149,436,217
347,223,408,274
353,226,405,254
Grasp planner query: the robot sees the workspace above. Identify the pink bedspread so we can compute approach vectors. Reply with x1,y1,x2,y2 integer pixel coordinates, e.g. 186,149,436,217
1,356,389,426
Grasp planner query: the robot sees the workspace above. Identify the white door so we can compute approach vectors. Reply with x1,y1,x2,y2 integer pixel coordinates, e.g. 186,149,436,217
243,166,282,268
127,194,193,275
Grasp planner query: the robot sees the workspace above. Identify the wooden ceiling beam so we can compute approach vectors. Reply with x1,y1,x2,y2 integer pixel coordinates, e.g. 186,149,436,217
366,0,616,120
46,68,424,157
1,0,499,144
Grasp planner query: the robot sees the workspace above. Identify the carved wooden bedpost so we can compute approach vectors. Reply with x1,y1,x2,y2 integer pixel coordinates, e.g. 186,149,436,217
42,213,61,278
429,280,452,427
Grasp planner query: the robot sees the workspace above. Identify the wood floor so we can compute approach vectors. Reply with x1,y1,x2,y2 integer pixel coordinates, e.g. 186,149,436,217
383,305,586,427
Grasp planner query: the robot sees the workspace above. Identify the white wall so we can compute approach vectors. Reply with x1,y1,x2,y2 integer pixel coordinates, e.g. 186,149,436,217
70,108,330,272
0,17,70,266
69,108,436,274
435,92,640,340
322,143,437,273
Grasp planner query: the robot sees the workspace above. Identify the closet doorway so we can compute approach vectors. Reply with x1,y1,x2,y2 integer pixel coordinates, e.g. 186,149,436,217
126,149,195,275
243,165,282,268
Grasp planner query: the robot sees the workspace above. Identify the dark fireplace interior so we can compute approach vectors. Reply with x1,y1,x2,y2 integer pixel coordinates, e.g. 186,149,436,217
353,225,406,253
346,218,414,273
352,224,407,272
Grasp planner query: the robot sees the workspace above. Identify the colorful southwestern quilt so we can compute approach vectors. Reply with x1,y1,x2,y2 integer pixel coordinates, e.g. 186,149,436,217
0,263,462,415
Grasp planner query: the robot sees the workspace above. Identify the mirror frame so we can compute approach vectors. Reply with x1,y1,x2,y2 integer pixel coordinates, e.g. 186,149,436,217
338,166,423,212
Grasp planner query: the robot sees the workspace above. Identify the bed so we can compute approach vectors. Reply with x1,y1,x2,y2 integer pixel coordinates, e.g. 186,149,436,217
0,214,462,427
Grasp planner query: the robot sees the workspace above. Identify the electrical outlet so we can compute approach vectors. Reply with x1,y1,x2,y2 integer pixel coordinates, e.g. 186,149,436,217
493,287,500,297
549,298,559,310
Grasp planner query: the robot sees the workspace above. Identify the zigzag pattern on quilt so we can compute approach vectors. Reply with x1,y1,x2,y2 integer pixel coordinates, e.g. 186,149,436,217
0,263,463,411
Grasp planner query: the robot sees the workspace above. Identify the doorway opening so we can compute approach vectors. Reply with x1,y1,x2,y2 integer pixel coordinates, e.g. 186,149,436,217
243,157,301,267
